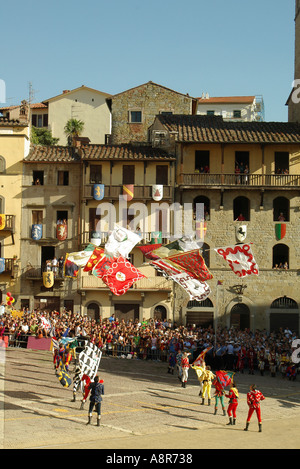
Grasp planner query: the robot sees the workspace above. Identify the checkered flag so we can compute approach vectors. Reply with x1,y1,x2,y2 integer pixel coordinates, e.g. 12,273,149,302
78,342,102,381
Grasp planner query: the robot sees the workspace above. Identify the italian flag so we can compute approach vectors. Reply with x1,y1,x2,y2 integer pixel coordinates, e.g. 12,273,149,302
275,223,286,240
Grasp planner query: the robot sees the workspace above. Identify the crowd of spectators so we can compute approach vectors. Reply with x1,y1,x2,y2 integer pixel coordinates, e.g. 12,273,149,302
0,306,299,376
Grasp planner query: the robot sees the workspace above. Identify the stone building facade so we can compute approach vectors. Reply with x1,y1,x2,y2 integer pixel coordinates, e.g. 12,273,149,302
150,114,300,333
107,81,198,144
20,145,82,312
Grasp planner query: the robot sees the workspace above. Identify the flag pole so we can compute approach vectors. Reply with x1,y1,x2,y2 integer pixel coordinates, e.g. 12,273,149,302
215,281,220,348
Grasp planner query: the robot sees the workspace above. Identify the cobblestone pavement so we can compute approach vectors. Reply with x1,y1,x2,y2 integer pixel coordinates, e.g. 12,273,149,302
1,347,300,450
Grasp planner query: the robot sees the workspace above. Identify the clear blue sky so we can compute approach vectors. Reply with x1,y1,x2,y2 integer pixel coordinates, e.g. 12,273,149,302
0,0,296,121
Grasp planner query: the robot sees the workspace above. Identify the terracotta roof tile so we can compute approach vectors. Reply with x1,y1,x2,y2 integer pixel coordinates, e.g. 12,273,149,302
198,96,255,104
25,145,80,163
156,115,300,144
0,117,26,127
81,144,175,161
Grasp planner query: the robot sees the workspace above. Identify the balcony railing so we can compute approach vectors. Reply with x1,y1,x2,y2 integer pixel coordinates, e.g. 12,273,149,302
24,264,64,280
180,173,300,187
1,258,14,274
81,231,169,246
83,184,173,200
1,215,15,232
79,274,173,291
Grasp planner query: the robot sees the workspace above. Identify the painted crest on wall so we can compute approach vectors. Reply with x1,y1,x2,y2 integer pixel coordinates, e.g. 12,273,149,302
235,225,247,243
32,224,42,241
93,184,105,201
152,185,163,201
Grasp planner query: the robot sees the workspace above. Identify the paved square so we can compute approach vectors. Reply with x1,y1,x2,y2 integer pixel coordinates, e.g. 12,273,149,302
2,348,300,449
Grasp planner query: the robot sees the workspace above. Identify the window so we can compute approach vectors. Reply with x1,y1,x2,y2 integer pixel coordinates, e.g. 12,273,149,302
129,110,142,123
270,297,298,309
32,210,43,225
31,114,48,128
233,110,242,118
90,165,102,184
56,210,68,224
0,156,5,173
195,151,210,173
233,196,250,221
123,165,135,184
57,171,69,186
275,152,289,174
33,170,44,185
156,165,168,185
273,197,290,222
273,244,289,269
193,195,210,220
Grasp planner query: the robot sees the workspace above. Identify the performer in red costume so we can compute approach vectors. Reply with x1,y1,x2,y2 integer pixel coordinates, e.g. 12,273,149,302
244,384,265,432
80,374,92,410
225,381,239,425
181,352,191,388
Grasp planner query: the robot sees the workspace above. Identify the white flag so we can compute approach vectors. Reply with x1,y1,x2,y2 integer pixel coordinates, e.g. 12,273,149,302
214,243,259,277
104,224,142,259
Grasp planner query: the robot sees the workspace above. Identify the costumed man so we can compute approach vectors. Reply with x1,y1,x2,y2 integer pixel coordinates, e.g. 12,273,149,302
80,373,92,410
225,381,239,425
201,365,215,406
268,348,277,378
176,350,183,382
257,348,266,376
212,376,226,416
63,345,72,371
181,352,191,388
191,362,205,397
87,376,104,427
167,352,176,375
53,346,60,370
244,384,265,432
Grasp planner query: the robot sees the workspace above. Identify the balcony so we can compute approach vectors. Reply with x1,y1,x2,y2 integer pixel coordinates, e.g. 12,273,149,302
1,215,15,233
179,173,300,189
1,258,15,275
79,274,173,291
83,184,173,200
24,265,64,281
81,231,169,247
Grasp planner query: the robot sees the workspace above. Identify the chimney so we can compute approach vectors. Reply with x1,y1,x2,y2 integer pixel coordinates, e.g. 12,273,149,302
63,90,70,94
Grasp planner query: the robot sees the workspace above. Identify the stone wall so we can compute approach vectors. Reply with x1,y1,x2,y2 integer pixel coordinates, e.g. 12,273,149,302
110,82,194,144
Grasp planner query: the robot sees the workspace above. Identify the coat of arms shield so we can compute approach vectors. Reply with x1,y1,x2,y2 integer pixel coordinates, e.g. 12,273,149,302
235,225,247,243
152,185,163,201
43,271,54,288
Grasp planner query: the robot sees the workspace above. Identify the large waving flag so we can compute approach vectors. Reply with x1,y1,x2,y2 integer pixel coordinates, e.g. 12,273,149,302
150,257,211,302
192,347,213,367
101,256,146,296
213,370,235,389
137,244,162,260
93,255,146,296
167,249,213,282
64,255,79,278
83,247,105,272
214,243,259,278
105,224,142,259
66,244,97,267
